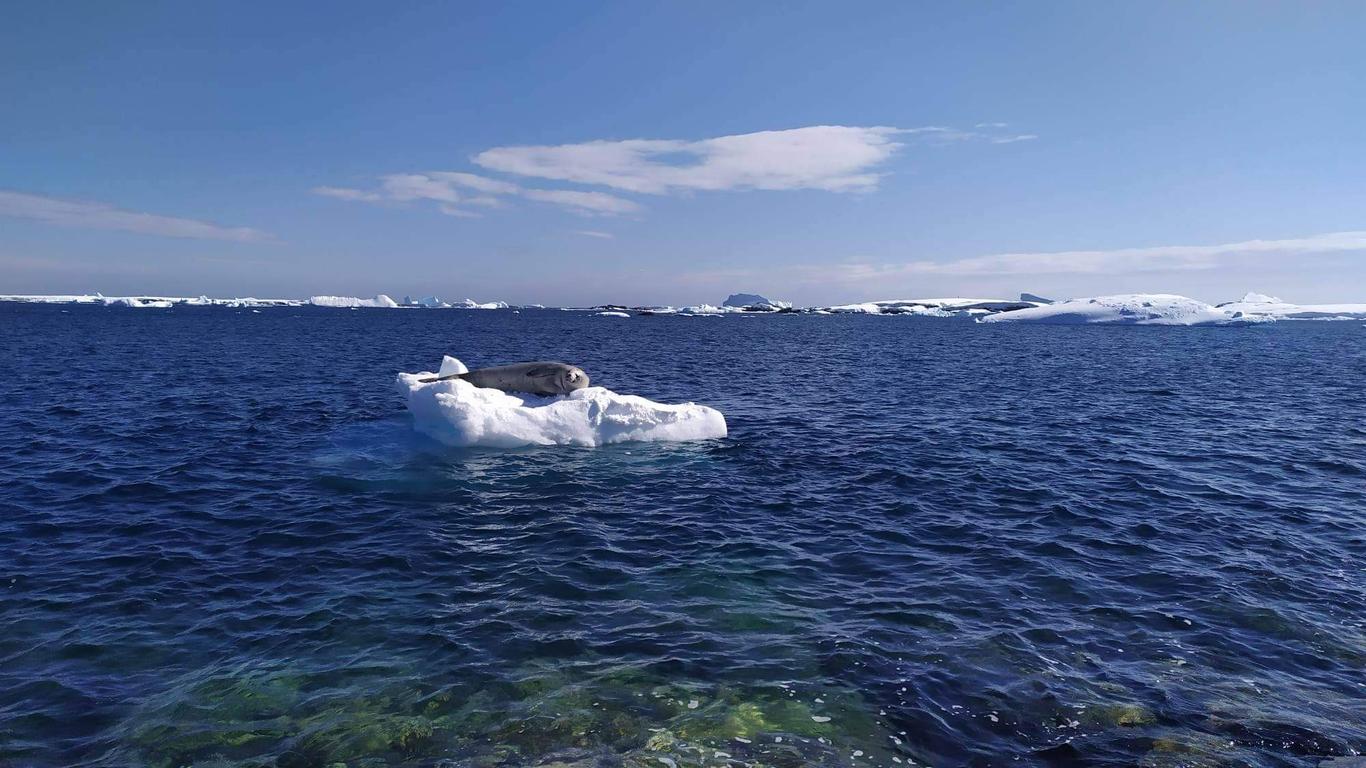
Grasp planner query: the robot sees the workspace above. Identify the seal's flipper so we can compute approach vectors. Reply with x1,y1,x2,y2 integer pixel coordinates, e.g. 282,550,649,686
418,372,470,384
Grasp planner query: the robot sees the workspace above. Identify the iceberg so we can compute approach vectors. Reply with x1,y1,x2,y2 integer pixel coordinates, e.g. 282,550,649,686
721,293,792,311
451,298,509,309
397,356,728,448
678,304,730,315
979,294,1267,326
827,302,884,314
594,311,630,317
104,297,173,308
1216,292,1366,321
309,294,399,308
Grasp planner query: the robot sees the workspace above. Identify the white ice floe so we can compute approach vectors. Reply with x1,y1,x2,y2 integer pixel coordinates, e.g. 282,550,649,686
451,298,509,309
1216,292,1366,321
309,294,399,308
397,356,728,448
678,303,735,315
827,302,884,314
104,297,173,308
979,294,1268,326
0,294,109,304
594,311,630,317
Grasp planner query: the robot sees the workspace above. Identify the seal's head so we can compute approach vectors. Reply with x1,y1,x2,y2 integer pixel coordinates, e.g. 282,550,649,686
521,362,591,395
557,365,590,394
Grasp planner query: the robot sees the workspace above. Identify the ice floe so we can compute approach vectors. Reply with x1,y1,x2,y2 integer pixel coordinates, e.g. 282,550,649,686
397,356,728,448
594,311,630,317
1216,292,1366,321
978,294,1268,326
309,294,400,308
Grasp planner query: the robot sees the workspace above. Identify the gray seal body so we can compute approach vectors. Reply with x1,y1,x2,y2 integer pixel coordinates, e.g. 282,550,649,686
419,361,590,396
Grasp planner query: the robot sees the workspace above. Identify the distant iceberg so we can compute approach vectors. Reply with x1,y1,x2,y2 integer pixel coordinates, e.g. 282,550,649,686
827,302,884,314
450,298,509,309
397,356,727,448
678,304,731,315
979,294,1268,326
309,294,399,308
1216,292,1366,321
721,293,791,310
104,297,173,308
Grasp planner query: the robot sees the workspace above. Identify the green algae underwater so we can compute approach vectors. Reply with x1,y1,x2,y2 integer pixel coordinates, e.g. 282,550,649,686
108,663,891,768
102,657,1335,768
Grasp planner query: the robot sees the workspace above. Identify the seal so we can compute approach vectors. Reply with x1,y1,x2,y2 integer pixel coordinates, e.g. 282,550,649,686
419,361,590,396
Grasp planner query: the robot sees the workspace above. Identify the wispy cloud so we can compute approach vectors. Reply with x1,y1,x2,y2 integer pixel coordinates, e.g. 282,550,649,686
801,231,1366,284
0,190,270,242
521,189,640,216
312,172,637,217
473,125,911,194
314,124,1031,220
572,229,615,240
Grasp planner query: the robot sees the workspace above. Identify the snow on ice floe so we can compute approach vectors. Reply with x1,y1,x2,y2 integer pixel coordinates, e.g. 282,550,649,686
397,356,728,448
594,311,630,317
309,294,400,308
978,294,1270,326
1216,292,1366,321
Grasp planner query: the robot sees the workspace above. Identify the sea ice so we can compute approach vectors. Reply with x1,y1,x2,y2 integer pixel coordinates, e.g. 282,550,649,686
1216,292,1366,321
309,294,399,308
397,356,728,448
979,294,1268,326
105,297,173,308
594,311,630,317
827,302,884,314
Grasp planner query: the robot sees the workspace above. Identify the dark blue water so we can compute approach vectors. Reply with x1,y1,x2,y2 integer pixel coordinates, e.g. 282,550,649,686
2,304,1363,768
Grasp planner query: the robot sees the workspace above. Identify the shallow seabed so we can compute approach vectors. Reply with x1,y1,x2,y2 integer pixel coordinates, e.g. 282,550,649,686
1,305,1363,767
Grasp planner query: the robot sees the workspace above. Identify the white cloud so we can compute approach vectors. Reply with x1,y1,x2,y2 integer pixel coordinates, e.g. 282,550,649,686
572,230,615,239
313,124,1031,219
311,186,383,202
380,174,461,203
805,231,1366,283
474,125,908,194
438,204,483,219
428,172,521,195
313,171,639,217
0,189,269,242
521,189,640,215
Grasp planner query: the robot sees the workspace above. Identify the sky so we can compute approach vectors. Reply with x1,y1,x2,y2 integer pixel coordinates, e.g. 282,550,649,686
2,1,1364,306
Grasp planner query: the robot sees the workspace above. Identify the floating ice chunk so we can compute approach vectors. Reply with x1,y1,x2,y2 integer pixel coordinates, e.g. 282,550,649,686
310,294,399,308
678,303,735,315
827,302,884,314
437,355,468,377
105,297,173,308
594,311,630,317
397,357,727,448
979,294,1269,326
1217,292,1366,321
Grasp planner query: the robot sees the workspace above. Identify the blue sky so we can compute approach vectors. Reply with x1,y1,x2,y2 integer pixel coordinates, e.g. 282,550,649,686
3,1,1364,305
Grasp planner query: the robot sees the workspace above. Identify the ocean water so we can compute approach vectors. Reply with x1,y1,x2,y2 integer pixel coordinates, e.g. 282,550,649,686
1,303,1363,768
